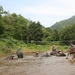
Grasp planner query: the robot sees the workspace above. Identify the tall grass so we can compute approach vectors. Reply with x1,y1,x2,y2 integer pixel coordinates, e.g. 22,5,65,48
0,38,69,56
24,44,50,53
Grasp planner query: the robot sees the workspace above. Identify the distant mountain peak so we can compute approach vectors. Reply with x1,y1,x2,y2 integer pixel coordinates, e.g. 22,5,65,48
50,16,75,30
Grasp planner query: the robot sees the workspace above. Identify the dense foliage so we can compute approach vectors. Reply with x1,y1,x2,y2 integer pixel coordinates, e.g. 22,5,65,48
0,5,75,48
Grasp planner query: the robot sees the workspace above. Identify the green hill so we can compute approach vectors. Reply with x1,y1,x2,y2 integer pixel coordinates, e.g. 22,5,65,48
50,16,75,30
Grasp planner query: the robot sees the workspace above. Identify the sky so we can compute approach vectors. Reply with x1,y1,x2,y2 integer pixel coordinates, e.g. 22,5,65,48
0,0,75,27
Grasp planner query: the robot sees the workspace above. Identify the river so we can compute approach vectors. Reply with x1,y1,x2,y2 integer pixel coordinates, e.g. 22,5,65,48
0,54,75,75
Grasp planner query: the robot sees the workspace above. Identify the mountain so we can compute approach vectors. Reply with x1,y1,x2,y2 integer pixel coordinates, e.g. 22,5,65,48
50,16,75,30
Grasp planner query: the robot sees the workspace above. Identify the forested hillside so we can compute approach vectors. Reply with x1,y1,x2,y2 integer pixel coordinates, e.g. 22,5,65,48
50,16,75,30
0,5,75,54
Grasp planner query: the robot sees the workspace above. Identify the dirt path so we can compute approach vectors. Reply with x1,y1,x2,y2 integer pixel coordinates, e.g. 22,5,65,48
0,55,75,75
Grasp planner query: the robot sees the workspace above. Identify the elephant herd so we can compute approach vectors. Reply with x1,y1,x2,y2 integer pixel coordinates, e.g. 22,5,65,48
30,45,75,60
33,50,66,57
5,45,75,60
16,46,66,58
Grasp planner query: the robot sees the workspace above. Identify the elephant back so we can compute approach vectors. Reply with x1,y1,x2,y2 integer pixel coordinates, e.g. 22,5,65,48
16,50,23,58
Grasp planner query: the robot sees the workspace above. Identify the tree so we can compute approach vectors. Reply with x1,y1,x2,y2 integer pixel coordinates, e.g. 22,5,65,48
0,6,5,37
28,21,43,44
41,27,52,42
51,29,59,41
60,25,75,41
13,14,28,41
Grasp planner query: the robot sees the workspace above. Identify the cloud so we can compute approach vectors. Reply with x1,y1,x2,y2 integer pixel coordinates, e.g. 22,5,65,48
58,0,75,5
2,0,75,16
1,0,75,27
12,4,75,16
0,0,16,5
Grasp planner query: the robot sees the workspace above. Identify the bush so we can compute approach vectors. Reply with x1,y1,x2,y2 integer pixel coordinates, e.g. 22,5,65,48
6,40,13,48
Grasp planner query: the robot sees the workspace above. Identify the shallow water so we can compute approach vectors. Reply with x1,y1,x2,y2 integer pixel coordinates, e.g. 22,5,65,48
0,54,75,75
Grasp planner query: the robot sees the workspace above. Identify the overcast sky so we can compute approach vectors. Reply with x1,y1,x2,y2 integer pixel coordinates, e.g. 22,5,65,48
0,0,75,27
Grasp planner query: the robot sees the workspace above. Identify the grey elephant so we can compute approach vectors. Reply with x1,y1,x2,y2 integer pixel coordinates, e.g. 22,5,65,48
41,52,51,57
16,47,23,58
56,51,66,57
33,52,39,57
4,54,14,60
50,51,57,56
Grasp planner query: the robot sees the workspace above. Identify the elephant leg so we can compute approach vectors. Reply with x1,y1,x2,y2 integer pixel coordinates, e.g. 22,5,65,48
20,52,23,58
17,52,21,58
17,54,20,58
66,52,70,59
21,54,23,58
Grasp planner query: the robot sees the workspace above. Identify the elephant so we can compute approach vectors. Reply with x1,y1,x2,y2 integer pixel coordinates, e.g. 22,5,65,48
66,45,75,59
41,52,51,57
4,54,15,60
50,51,57,56
50,50,66,57
33,52,39,57
56,52,66,57
16,50,23,58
